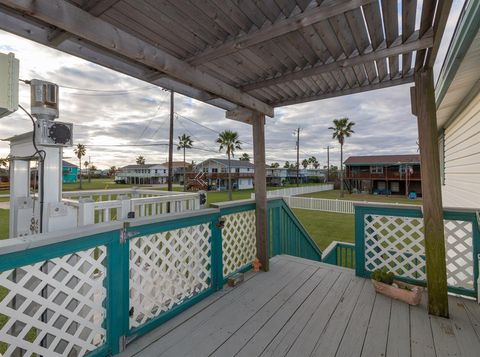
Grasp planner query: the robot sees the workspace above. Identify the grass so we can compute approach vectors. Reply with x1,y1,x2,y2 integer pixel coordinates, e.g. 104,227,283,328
300,189,422,205
0,209,8,240
293,209,354,250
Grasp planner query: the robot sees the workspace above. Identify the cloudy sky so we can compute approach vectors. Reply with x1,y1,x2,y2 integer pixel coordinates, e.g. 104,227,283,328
0,1,465,169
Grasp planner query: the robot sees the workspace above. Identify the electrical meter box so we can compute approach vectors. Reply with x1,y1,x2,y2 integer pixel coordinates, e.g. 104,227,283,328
0,52,19,118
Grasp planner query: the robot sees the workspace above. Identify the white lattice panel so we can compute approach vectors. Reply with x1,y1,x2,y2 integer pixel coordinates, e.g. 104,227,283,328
364,214,476,291
222,210,257,277
129,224,211,328
364,214,426,280
444,220,474,290
0,247,107,357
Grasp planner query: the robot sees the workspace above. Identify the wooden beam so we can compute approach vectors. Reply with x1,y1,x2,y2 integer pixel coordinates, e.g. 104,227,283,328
414,68,449,317
426,0,453,68
187,0,376,66
274,76,414,107
252,111,269,271
410,86,417,115
48,0,120,46
0,4,239,111
242,30,432,91
1,0,273,116
225,108,254,124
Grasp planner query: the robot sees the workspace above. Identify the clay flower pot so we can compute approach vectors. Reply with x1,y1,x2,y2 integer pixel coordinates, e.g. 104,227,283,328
371,279,423,305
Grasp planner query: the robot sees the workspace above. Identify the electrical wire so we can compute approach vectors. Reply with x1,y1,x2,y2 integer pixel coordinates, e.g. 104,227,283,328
18,104,46,234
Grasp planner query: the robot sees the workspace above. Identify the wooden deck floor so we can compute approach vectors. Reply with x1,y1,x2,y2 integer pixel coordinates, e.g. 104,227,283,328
121,255,480,357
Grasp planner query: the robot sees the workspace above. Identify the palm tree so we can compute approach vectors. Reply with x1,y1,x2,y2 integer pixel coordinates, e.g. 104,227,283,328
177,134,193,191
270,162,280,168
284,161,290,168
239,153,250,162
84,160,92,183
136,155,146,165
216,130,242,201
329,117,355,197
302,159,309,169
74,144,86,189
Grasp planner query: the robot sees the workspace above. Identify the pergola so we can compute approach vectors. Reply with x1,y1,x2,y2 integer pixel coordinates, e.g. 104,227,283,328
0,0,452,316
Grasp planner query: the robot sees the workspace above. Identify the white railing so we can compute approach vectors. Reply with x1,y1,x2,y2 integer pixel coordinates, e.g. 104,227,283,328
283,196,356,214
63,189,200,226
251,184,333,199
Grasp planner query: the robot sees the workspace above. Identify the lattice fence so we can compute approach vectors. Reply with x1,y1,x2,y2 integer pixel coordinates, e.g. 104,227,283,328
444,220,474,290
364,214,475,291
0,247,107,357
129,223,212,328
222,210,257,277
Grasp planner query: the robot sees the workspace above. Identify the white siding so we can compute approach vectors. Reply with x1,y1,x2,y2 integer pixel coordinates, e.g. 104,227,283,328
442,92,480,208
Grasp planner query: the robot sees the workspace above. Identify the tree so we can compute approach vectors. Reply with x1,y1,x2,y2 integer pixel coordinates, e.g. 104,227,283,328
284,161,290,168
217,130,242,201
313,161,320,169
74,144,86,189
109,166,117,177
136,155,146,165
84,160,92,183
329,117,355,197
302,159,309,169
239,153,250,161
0,158,7,168
177,133,193,191
270,162,280,168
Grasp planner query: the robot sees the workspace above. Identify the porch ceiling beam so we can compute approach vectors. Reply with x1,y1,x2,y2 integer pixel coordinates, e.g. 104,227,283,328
225,108,255,124
242,30,432,92
0,4,237,111
187,0,377,66
1,0,273,117
274,76,414,107
47,0,120,46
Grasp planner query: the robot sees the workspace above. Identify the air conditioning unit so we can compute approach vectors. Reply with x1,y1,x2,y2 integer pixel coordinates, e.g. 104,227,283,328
35,119,73,147
0,52,19,118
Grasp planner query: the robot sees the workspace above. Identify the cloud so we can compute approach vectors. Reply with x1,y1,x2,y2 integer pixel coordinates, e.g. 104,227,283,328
0,1,464,167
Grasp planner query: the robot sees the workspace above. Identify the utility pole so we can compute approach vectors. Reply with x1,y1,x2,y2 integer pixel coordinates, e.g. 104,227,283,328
324,146,330,182
295,127,300,187
168,90,174,192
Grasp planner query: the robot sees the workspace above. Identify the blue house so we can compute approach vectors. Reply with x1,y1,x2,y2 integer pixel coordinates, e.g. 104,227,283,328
62,160,78,183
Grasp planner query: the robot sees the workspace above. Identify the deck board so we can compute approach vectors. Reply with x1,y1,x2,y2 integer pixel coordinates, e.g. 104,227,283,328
122,255,480,357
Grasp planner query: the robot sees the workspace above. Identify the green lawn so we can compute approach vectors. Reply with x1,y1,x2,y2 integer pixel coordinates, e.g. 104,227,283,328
293,209,354,250
300,189,422,205
0,209,8,240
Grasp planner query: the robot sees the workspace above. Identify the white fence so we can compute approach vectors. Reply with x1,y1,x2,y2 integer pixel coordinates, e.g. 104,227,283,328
251,184,333,199
284,196,356,214
63,188,200,226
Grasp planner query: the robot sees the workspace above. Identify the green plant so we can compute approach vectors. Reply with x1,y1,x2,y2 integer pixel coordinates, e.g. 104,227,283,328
371,268,394,285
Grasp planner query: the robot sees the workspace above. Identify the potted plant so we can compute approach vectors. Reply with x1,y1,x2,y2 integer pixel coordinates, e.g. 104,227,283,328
371,268,423,305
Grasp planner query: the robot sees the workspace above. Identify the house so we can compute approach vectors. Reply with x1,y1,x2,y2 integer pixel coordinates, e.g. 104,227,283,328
193,158,255,190
62,160,78,183
115,161,189,184
344,155,422,196
436,0,480,209
266,167,325,186
115,164,168,184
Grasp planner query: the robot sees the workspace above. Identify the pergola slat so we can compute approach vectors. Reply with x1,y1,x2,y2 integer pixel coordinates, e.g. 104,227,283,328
402,0,417,76
363,0,388,81
382,0,400,78
241,31,433,91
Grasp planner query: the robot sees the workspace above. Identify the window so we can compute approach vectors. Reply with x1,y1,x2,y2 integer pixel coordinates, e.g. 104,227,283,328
212,168,218,173
370,166,383,174
203,168,208,173
235,168,240,173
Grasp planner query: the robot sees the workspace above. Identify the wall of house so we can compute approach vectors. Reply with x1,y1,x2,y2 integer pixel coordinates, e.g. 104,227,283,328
63,166,78,183
442,92,480,208
238,178,253,189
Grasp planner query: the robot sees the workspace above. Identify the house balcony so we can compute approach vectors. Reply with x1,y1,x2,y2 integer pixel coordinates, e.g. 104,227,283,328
1,199,479,356
345,171,422,180
186,172,254,180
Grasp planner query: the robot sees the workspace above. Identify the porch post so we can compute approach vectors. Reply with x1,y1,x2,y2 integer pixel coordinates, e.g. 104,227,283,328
414,68,449,317
252,112,269,271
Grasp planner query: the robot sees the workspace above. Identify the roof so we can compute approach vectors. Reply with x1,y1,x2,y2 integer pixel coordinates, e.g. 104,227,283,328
344,154,420,165
435,1,480,129
198,158,255,169
0,1,449,115
160,161,189,168
121,164,164,169
62,160,77,168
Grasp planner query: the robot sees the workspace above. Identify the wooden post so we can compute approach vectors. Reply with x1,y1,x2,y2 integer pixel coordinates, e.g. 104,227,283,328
252,112,269,271
414,68,449,317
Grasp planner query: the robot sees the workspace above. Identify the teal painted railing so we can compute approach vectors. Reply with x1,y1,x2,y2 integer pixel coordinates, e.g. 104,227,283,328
354,203,480,298
0,197,321,356
322,241,355,269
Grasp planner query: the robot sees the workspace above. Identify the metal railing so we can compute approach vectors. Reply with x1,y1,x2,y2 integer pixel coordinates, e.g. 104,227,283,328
0,198,321,356
354,203,480,298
